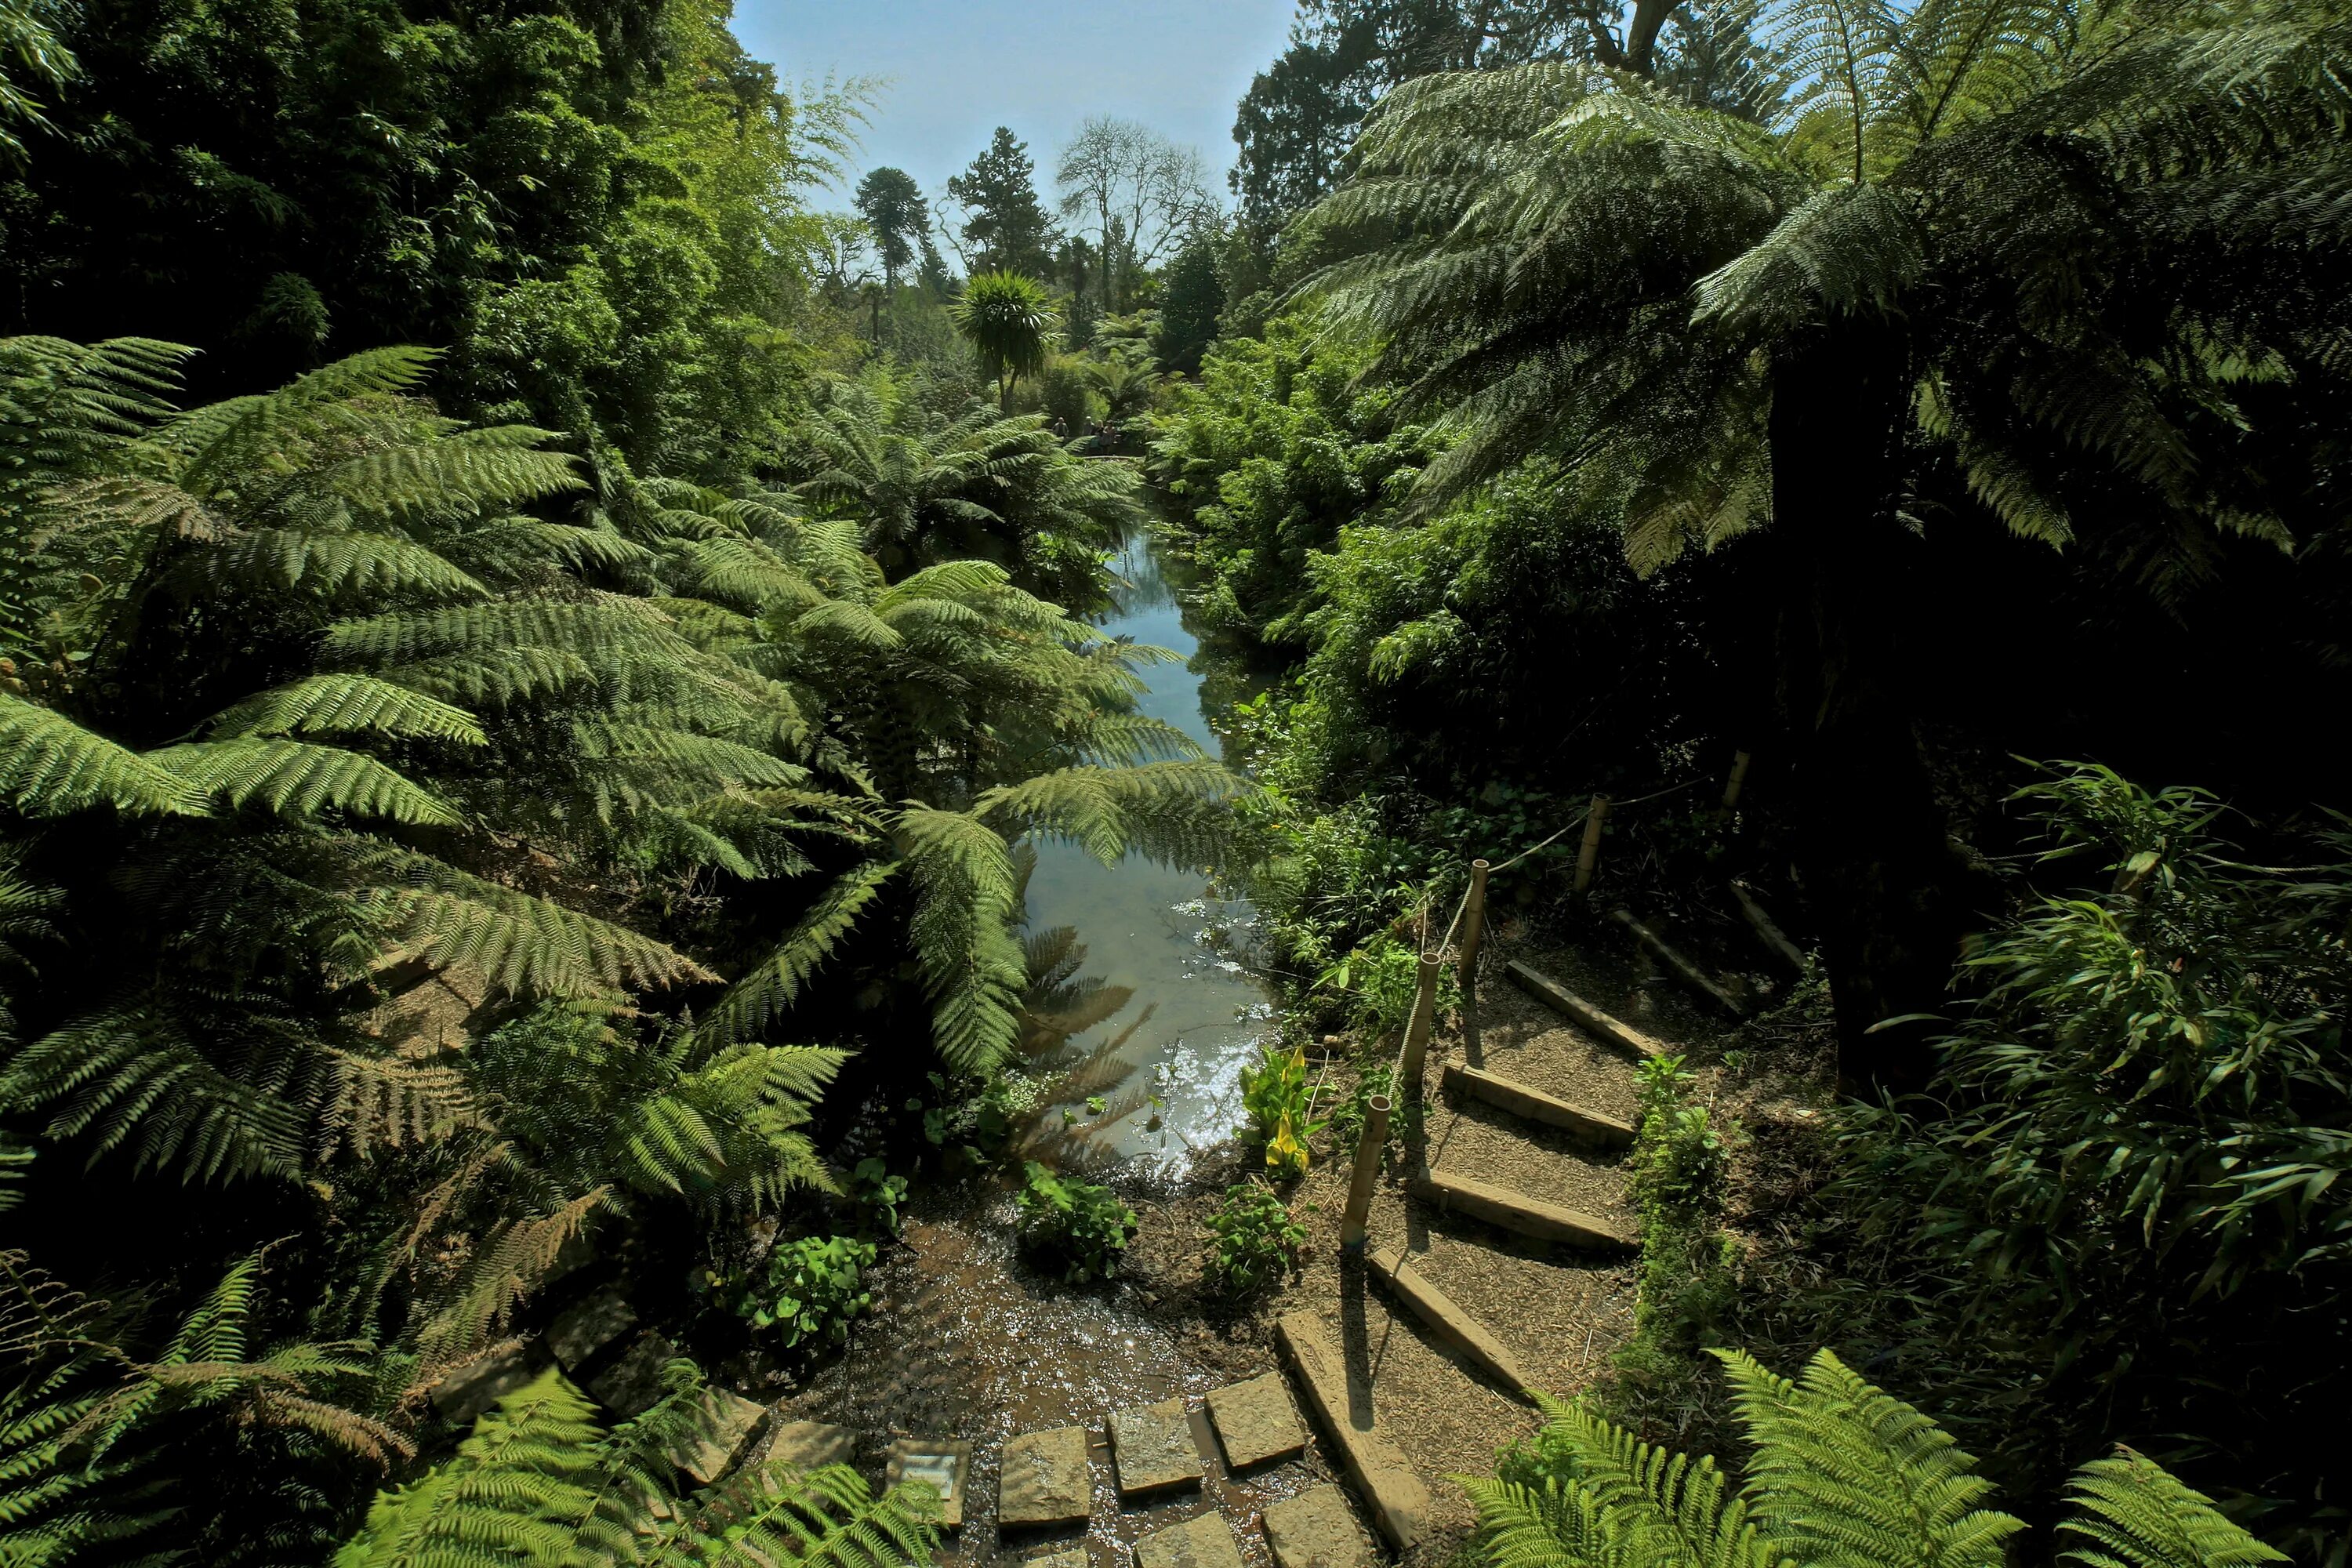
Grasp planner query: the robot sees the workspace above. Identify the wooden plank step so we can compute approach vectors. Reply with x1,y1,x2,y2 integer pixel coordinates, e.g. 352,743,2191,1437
1276,1312,1433,1553
1610,909,1748,1016
1506,961,1667,1060
1367,1247,1537,1401
1443,1062,1633,1149
1408,1168,1636,1252
1730,882,1806,975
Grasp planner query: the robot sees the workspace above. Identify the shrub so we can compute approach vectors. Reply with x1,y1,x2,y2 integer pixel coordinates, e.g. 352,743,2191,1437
1239,1042,1326,1179
721,1235,876,1349
1203,1182,1307,1296
851,1157,909,1238
1607,1054,1740,1431
1015,1161,1138,1283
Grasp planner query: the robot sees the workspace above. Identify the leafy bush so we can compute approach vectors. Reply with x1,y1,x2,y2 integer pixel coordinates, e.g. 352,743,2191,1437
1608,1055,1740,1428
1203,1182,1307,1296
1239,1043,1327,1178
1328,1060,1396,1152
720,1235,876,1348
1802,765,2352,1545
1015,1161,1138,1283
1483,1347,2281,1568
851,1157,909,1239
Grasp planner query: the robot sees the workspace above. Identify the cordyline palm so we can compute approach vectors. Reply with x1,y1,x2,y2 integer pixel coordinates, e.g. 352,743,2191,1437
1305,0,2352,1084
955,270,1056,412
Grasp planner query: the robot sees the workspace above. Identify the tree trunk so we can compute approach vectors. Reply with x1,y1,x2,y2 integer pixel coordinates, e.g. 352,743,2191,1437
1768,319,1969,1096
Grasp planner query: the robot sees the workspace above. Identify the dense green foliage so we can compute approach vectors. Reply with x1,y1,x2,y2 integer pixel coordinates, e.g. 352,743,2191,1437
718,1234,875,1348
1201,1181,1306,1296
1014,1159,1138,1283
1483,1348,2281,1568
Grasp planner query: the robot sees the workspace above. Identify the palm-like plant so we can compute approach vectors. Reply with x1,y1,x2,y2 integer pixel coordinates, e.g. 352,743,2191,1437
1305,2,2352,1080
954,270,1056,412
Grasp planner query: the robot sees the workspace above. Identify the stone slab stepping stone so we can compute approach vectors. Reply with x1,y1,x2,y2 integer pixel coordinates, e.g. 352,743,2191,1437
1134,1512,1246,1568
430,1343,540,1425
1276,1311,1432,1553
1443,1062,1633,1148
670,1386,767,1485
1506,961,1666,1059
1109,1398,1203,1495
1367,1246,1535,1400
1410,1168,1636,1251
1263,1485,1370,1568
887,1438,971,1527
1610,909,1748,1015
998,1425,1094,1527
547,1289,637,1369
763,1419,856,1476
1031,1550,1092,1568
1206,1373,1305,1468
588,1332,676,1417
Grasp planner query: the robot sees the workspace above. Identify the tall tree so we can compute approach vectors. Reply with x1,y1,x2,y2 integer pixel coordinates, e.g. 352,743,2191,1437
1054,118,1215,312
945,126,1058,278
1153,229,1225,375
1304,1,2352,1086
853,165,930,290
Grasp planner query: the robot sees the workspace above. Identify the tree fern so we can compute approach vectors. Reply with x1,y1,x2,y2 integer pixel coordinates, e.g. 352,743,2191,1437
201,528,490,604
154,738,465,827
702,862,898,1047
0,693,209,817
209,674,488,746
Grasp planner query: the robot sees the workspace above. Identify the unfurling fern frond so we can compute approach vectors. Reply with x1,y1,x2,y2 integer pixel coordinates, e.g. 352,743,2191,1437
0,692,209,818
153,737,464,826
209,673,488,746
701,861,897,1047
2060,1454,2286,1568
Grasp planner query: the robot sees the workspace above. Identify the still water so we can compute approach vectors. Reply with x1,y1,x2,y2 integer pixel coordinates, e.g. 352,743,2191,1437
1018,528,1276,1167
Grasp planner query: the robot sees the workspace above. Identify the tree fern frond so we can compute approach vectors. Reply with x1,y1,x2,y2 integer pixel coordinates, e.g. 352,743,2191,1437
203,528,489,603
322,434,582,522
409,1192,610,1372
702,862,897,1047
209,674,488,746
153,738,464,826
0,693,210,817
896,807,1025,1073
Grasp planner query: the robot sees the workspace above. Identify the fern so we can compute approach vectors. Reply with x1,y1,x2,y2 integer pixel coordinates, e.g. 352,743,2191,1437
1472,1352,2280,1568
702,861,898,1047
209,674,488,746
153,738,465,826
0,693,209,818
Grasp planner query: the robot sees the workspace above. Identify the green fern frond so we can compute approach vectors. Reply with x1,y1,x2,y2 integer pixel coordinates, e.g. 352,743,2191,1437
209,674,487,746
153,738,464,826
0,693,210,817
410,1191,609,1373
656,1459,942,1568
361,858,715,997
701,861,897,1047
897,807,1025,1073
202,528,489,602
2060,1452,2287,1568
322,433,581,522
1719,1347,2024,1568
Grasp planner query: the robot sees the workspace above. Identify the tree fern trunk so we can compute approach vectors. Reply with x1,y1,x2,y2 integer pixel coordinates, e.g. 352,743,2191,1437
1767,321,1965,1095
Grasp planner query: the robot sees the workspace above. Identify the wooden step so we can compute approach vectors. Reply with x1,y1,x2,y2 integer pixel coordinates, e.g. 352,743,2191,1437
1443,1062,1633,1149
1610,909,1748,1016
1506,961,1667,1060
1367,1246,1537,1401
1276,1312,1433,1553
1408,1168,1636,1252
1730,881,1806,975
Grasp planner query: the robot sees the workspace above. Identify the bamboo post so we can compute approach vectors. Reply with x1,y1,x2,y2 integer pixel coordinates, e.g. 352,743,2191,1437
1574,795,1611,896
1399,955,1441,1096
1722,750,1753,810
1457,858,1491,982
1338,1094,1393,1252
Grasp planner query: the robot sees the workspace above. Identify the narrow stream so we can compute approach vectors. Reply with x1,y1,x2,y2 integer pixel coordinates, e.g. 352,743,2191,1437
1018,526,1278,1168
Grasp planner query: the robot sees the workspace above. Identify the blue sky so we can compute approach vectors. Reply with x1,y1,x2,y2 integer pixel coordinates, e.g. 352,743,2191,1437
729,2,1301,209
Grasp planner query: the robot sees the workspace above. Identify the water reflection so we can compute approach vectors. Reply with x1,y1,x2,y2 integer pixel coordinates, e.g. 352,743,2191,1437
1018,530,1276,1168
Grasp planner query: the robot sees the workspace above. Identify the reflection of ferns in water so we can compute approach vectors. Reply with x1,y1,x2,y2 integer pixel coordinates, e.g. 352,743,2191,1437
1007,915,1159,1175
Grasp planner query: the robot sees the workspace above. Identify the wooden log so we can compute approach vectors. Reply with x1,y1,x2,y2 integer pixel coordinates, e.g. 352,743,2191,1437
1610,909,1748,1017
1722,750,1753,809
1457,858,1491,981
1573,796,1610,895
1729,881,1806,976
1441,1062,1633,1148
1276,1313,1432,1552
1407,1169,1635,1251
1367,1247,1536,1401
1338,1095,1392,1251
1504,960,1667,1060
